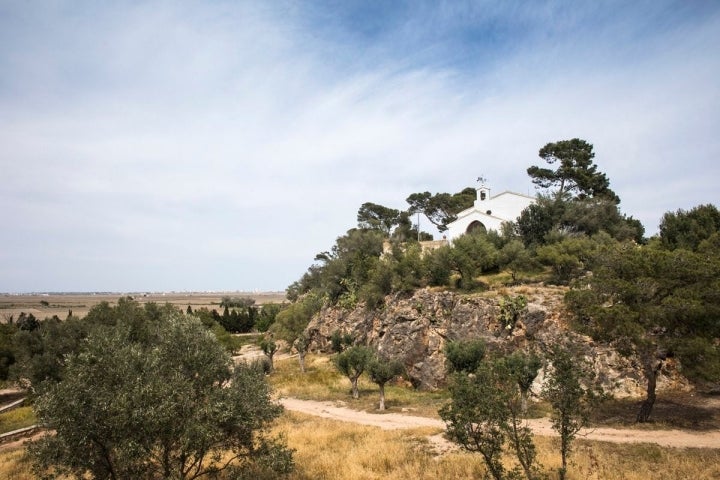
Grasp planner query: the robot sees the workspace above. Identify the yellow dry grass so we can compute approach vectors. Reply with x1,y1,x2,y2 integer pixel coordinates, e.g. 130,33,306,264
0,448,34,479
273,411,720,480
2,422,720,480
3,404,720,479
3,346,720,478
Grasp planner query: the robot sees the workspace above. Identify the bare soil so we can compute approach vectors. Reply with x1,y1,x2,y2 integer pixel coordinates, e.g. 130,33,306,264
279,397,720,450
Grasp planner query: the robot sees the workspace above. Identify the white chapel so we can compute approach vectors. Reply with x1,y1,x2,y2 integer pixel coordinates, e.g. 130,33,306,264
445,180,535,242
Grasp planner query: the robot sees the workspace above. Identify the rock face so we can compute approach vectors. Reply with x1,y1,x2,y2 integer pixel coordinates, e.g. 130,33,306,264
304,287,691,398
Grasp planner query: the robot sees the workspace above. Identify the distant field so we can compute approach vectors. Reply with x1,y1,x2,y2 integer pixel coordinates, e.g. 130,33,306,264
0,291,287,321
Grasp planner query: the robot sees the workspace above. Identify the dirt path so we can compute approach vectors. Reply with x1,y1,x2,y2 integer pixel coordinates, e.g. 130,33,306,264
279,397,720,449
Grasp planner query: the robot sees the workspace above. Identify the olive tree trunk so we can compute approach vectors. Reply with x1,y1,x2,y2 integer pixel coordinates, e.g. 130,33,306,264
351,376,360,399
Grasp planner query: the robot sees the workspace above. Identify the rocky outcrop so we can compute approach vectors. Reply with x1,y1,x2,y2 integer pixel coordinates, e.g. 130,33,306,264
304,287,691,397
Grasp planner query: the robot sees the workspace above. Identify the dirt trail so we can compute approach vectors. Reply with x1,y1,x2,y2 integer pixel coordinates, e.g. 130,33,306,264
279,397,720,449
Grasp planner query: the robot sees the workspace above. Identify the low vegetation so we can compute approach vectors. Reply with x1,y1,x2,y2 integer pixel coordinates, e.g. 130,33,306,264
0,406,35,434
2,347,720,479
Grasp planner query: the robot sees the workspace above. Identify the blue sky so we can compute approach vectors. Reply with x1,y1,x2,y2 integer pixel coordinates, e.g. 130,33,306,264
1,1,719,293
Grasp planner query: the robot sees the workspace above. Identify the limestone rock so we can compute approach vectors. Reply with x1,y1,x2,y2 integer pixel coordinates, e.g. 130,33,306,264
304,287,690,397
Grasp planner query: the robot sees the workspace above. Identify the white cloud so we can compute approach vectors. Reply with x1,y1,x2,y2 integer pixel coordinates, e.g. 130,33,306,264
1,1,719,291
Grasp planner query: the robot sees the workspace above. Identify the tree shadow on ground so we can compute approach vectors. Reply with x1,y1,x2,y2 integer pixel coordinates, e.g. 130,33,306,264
590,392,720,431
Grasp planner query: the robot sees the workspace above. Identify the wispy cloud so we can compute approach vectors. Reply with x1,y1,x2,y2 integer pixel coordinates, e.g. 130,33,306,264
1,0,718,291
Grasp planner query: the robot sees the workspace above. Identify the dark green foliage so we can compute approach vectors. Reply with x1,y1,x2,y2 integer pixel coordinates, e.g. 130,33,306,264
444,339,486,374
358,258,395,308
498,295,527,334
255,303,284,332
367,354,405,410
424,245,453,286
260,338,278,372
330,330,354,353
515,194,642,248
516,196,563,247
218,301,257,333
565,238,720,421
659,204,720,251
357,202,402,234
535,234,605,284
440,363,509,480
0,323,17,380
11,315,90,390
518,140,642,248
498,239,538,282
447,232,499,290
566,242,720,368
528,138,618,202
29,311,291,480
16,312,40,331
504,351,543,415
561,198,644,242
440,356,542,480
542,344,603,480
334,345,373,399
406,187,476,232
391,243,429,292
188,307,220,328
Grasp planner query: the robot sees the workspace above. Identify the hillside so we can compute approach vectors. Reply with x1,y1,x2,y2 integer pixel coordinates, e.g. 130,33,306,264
304,285,691,398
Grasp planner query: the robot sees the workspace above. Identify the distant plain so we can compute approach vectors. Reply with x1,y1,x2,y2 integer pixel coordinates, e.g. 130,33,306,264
0,291,287,321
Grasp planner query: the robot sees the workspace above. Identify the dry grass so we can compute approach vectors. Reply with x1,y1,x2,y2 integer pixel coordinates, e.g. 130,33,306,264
270,354,449,418
274,411,720,480
269,352,720,479
2,389,720,479
3,422,719,480
3,347,720,478
0,448,35,480
276,411,483,480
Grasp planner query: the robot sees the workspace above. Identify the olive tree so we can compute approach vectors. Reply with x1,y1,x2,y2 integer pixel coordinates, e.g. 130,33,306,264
367,355,404,411
334,345,373,399
542,344,602,480
260,338,278,372
444,339,486,374
29,311,292,480
440,357,542,480
505,350,543,415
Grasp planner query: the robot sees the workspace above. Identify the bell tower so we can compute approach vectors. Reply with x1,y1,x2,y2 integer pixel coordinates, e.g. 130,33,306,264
475,176,490,207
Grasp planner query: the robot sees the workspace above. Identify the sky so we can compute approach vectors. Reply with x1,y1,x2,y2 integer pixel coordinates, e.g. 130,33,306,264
1,1,719,293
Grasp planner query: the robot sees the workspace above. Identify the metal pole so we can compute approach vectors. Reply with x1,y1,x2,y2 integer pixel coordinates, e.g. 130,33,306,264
417,212,420,242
